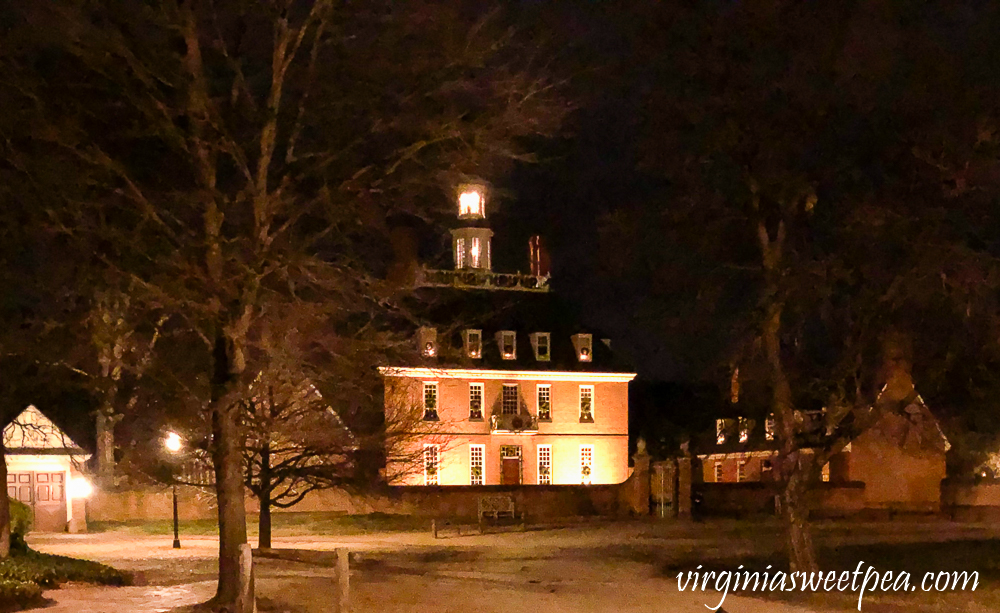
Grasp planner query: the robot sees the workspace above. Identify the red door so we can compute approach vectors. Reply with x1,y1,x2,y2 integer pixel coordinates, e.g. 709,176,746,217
501,458,521,485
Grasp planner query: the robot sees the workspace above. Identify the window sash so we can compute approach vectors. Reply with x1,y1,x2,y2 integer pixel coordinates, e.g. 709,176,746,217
714,462,723,482
579,386,594,421
469,383,484,419
537,384,551,420
580,445,593,484
424,445,439,486
538,445,552,485
470,444,485,485
466,330,482,358
456,238,465,268
423,382,438,420
502,384,519,415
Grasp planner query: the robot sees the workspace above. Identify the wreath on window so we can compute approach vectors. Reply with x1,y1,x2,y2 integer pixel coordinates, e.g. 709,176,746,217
425,465,438,476
581,465,591,477
539,465,550,476
471,466,483,478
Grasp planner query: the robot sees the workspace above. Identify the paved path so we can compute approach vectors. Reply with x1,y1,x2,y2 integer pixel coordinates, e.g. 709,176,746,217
25,520,1000,612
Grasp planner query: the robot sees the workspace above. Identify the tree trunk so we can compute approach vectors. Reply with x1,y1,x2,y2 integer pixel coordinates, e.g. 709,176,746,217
95,407,116,488
258,440,272,550
211,335,250,610
0,438,10,559
784,457,819,573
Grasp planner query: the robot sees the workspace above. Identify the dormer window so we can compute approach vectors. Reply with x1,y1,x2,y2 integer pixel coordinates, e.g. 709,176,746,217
571,333,593,362
765,415,775,441
418,327,437,357
531,333,551,361
455,238,465,269
738,417,751,443
498,331,516,360
716,418,726,444
464,329,482,359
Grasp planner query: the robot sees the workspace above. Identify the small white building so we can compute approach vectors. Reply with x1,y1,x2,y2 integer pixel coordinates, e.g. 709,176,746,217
4,406,91,532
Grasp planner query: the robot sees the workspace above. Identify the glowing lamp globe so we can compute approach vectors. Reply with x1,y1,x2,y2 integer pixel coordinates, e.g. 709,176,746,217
164,431,182,453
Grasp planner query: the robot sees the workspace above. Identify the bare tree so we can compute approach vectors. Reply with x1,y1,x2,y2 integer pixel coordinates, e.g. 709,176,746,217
3,1,565,605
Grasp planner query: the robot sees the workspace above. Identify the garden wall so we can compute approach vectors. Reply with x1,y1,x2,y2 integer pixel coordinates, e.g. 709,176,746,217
941,480,1000,522
692,481,866,518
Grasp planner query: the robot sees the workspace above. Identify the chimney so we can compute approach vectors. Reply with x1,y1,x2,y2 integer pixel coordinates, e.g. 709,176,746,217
529,235,551,277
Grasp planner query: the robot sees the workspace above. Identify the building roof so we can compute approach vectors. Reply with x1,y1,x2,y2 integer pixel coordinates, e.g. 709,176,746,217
399,290,633,374
3,405,89,456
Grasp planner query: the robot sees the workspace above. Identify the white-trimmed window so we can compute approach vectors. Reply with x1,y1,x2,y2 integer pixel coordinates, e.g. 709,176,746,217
456,238,465,268
502,384,518,415
471,237,481,268
765,415,775,441
424,444,439,486
538,444,552,485
580,445,593,484
714,461,723,482
716,419,726,444
532,333,551,361
536,384,552,421
469,383,484,420
572,333,593,362
739,417,750,443
579,385,594,422
423,382,438,421
470,444,485,485
499,331,516,359
464,329,482,359
737,460,747,482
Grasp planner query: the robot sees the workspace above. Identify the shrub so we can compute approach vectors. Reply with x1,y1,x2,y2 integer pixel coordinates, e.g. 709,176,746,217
0,549,132,589
0,578,44,612
8,500,32,554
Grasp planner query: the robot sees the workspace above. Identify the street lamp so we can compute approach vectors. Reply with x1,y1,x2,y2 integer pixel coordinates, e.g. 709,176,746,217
164,431,182,549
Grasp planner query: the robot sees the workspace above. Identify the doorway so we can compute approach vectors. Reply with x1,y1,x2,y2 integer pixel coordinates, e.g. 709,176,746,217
500,445,522,485
7,471,67,532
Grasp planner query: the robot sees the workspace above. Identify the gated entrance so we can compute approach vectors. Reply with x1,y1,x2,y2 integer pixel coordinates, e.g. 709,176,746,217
7,471,67,532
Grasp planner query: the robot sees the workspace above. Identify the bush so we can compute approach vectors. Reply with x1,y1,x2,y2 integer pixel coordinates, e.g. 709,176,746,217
8,500,32,554
0,578,44,612
0,549,132,587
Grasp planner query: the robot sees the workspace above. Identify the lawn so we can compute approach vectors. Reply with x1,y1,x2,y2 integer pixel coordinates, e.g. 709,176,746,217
664,538,1000,612
88,511,432,537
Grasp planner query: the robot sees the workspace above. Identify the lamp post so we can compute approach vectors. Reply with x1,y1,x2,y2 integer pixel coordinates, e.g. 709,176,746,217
164,431,182,549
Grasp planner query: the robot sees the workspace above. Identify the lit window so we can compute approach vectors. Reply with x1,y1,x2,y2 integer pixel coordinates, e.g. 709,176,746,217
459,188,484,217
469,383,484,420
532,333,551,361
765,415,775,441
471,237,481,268
580,445,593,485
502,384,518,415
739,417,750,443
737,460,747,482
822,462,830,483
538,445,552,485
418,327,437,357
465,329,482,359
499,331,516,359
470,444,484,485
714,462,723,482
456,237,465,269
424,444,439,486
579,386,594,422
716,419,726,444
423,382,438,421
572,334,593,362
537,384,551,421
